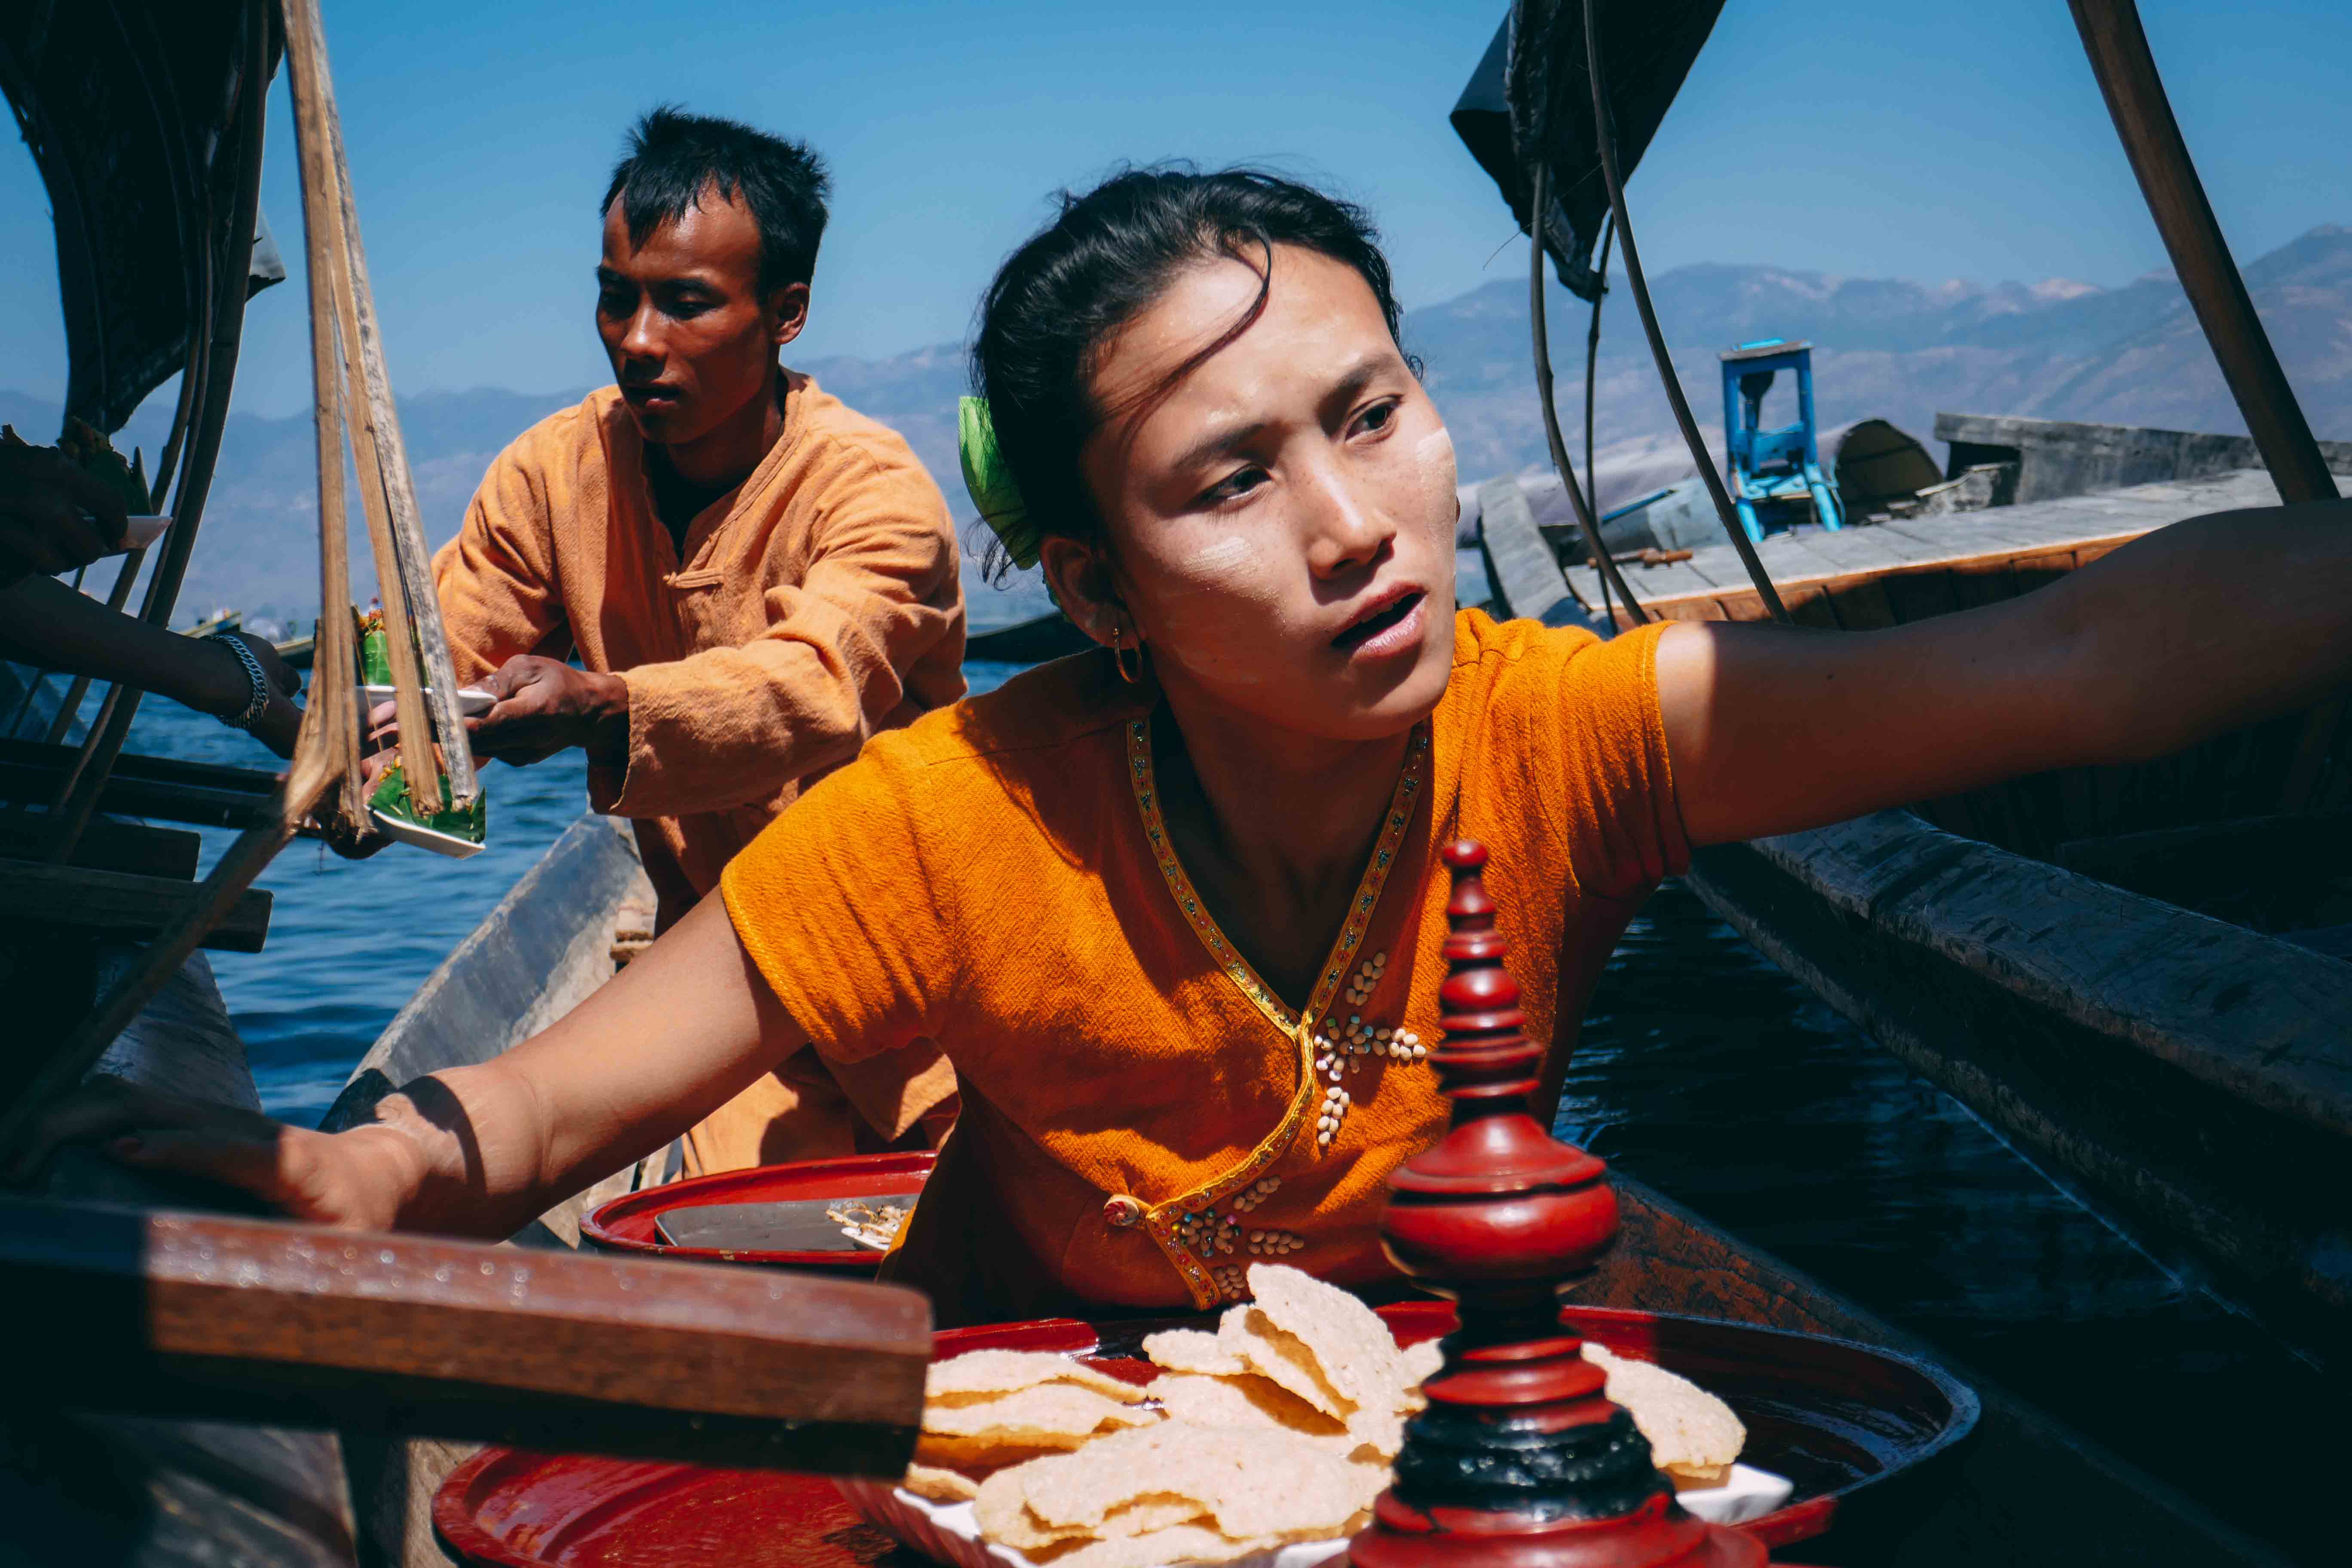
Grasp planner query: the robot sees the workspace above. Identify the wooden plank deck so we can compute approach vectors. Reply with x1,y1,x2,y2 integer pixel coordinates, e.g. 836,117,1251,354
1566,468,2279,629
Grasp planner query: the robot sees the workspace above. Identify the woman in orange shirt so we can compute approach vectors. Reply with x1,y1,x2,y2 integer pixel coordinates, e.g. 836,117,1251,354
27,167,2352,1324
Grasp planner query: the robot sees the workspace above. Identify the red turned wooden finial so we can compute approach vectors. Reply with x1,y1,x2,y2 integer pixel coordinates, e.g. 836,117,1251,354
1349,841,1765,1568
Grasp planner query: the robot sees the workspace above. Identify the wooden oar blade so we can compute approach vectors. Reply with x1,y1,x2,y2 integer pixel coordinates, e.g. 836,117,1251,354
3,1198,930,1474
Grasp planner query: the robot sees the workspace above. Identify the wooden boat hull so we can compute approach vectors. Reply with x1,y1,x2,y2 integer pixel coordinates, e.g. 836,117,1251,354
332,813,2291,1567
1534,450,2352,1359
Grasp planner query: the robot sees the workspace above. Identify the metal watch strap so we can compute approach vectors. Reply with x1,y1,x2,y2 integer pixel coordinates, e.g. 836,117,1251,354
210,632,271,732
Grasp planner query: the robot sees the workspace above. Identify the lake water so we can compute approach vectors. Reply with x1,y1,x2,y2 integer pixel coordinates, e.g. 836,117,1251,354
41,620,2325,1562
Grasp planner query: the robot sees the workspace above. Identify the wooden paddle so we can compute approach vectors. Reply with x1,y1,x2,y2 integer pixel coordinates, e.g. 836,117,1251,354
2,1195,929,1475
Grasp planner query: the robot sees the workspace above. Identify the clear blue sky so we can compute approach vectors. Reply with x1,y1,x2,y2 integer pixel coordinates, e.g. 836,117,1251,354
4,0,2347,420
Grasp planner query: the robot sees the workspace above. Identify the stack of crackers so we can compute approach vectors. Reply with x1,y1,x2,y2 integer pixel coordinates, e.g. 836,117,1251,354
900,1262,1743,1567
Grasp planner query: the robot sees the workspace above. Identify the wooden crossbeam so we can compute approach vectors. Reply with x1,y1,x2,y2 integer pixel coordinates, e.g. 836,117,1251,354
0,739,279,830
0,818,202,879
3,1198,931,1474
0,862,272,951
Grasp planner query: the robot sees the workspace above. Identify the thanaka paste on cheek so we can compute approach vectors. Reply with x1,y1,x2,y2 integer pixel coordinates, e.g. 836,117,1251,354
1415,425,1459,500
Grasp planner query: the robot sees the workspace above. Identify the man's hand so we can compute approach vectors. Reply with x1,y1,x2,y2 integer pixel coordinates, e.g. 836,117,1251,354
0,440,128,585
468,655,630,767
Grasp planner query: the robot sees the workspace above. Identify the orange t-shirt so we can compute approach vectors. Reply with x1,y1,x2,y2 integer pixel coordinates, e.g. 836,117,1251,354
720,610,1688,1324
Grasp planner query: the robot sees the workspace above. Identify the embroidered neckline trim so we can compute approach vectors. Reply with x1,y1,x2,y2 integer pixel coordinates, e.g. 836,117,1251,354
1124,713,1429,1307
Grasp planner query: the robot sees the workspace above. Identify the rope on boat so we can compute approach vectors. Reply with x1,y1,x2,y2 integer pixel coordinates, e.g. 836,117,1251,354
1584,211,1618,630
1529,162,1648,628
1580,0,1791,625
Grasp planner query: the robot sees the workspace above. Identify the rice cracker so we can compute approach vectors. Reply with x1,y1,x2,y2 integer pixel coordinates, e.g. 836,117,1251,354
919,1382,1159,1446
1582,1342,1744,1484
1140,1326,1250,1378
1011,1422,1381,1540
1243,1262,1406,1416
925,1349,1150,1404
1145,1371,1347,1438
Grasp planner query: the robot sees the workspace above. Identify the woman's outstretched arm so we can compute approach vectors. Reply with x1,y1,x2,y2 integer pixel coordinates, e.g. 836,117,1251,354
1657,499,2352,847
10,892,804,1237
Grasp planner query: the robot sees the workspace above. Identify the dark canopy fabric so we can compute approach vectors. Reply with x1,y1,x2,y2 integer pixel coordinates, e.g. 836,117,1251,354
1452,1,1726,302
0,0,282,434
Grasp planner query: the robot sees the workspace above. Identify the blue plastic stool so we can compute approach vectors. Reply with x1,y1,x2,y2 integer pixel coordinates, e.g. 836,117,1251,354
1720,338,1844,542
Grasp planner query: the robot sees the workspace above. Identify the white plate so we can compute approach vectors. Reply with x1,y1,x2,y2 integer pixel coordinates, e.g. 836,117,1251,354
368,807,485,860
1673,1463,1795,1526
113,514,170,551
836,1465,1793,1567
357,683,497,717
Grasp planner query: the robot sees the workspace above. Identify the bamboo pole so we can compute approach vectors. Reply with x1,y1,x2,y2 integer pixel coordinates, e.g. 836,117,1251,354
282,0,444,815
288,0,480,809
2069,1,2335,504
1581,0,1789,625
2068,0,2343,808
1529,162,1647,628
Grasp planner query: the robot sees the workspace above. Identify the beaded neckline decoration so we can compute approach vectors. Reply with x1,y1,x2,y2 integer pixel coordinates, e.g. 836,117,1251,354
1126,714,1430,1306
1308,952,1429,1152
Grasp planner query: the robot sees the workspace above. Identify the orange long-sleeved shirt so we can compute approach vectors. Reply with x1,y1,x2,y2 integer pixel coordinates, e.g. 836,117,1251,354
433,371,966,1152
432,371,968,922
721,612,1687,1323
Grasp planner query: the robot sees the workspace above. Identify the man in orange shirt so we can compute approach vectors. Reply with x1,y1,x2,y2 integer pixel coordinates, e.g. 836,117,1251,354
424,108,962,1174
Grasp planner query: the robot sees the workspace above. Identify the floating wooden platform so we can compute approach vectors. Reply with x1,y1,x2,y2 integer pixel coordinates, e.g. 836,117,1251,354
1563,468,2279,630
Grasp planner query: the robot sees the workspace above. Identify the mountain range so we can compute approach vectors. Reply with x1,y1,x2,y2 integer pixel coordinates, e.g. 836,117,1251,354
7,223,2347,625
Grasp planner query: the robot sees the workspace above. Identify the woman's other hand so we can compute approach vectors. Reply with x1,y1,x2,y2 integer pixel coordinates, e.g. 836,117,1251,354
0,440,126,586
7,1074,418,1229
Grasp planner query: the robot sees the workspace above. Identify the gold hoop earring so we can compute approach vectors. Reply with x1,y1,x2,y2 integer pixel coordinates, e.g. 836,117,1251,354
1112,618,1143,685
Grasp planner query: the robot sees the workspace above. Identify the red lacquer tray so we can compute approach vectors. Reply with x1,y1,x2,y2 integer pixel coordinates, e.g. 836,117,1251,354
581,1152,937,1271
433,1302,1976,1566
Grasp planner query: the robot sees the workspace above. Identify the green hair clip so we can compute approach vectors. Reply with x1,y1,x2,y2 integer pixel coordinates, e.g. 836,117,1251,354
959,396,1042,570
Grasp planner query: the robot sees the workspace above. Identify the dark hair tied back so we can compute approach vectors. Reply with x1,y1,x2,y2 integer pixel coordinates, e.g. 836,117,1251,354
971,164,1408,582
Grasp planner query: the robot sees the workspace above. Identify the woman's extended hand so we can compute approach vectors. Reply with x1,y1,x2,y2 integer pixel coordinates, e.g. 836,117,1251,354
7,1074,419,1229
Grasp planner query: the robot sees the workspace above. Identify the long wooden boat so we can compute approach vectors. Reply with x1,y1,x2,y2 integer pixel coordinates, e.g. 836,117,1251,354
314,812,2294,1568
1513,427,2352,1364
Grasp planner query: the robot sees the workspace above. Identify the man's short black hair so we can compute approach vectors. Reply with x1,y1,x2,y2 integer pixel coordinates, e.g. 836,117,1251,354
602,106,831,293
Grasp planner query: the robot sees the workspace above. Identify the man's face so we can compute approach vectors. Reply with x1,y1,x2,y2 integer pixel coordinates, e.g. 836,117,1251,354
595,187,808,447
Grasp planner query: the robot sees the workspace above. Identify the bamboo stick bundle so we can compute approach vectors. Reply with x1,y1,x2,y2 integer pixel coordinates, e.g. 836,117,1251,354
284,0,479,815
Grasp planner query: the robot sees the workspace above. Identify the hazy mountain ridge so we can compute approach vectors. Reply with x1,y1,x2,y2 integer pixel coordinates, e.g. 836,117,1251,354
10,224,2348,621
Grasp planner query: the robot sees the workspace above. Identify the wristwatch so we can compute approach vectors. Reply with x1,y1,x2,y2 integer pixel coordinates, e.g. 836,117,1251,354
210,632,272,732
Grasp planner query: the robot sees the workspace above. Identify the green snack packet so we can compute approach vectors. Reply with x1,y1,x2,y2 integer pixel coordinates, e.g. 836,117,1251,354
359,620,394,685
369,760,487,845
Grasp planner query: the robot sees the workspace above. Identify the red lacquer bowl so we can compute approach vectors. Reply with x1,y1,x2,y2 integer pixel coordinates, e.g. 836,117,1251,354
580,1151,937,1271
433,1302,1975,1566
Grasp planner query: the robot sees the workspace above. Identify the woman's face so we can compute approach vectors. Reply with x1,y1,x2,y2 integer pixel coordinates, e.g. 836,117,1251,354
1058,244,1459,742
